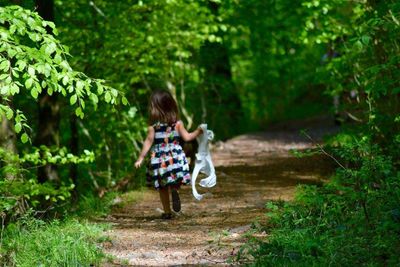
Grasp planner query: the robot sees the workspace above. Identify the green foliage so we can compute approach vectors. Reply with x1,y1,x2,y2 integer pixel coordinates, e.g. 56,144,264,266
220,0,330,129
236,1,400,265
0,178,73,212
0,5,130,223
0,5,124,132
54,0,238,139
0,145,96,218
0,215,107,266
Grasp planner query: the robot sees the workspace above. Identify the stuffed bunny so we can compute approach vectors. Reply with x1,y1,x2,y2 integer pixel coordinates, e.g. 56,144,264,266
191,124,217,200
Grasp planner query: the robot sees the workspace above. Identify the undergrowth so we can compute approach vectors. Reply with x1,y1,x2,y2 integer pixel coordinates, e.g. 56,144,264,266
0,213,110,266
239,133,400,266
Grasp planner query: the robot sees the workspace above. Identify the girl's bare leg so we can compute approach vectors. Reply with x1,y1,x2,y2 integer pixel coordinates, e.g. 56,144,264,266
159,187,171,214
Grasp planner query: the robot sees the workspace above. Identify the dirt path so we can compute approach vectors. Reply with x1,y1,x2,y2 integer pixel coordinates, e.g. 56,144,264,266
101,118,337,266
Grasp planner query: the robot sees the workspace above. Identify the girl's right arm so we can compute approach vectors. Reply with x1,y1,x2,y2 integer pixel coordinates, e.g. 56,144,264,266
134,126,155,168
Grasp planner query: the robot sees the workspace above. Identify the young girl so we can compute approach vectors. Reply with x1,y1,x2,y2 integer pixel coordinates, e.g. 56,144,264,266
134,90,203,219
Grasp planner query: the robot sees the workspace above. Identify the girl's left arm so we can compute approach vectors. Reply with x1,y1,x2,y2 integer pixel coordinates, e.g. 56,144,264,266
135,126,155,168
176,121,203,142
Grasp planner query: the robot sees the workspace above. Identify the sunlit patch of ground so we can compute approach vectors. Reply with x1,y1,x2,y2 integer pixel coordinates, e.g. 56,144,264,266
100,118,338,266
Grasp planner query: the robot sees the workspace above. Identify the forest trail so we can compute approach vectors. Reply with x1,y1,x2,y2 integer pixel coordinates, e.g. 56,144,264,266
101,117,337,266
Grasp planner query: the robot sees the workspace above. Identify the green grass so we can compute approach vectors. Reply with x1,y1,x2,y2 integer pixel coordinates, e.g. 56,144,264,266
0,216,109,266
117,188,148,208
74,192,118,218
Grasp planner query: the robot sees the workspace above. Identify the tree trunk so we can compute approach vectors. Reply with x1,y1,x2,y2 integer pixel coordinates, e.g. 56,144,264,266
36,94,60,183
69,114,78,200
34,0,60,183
35,0,55,22
0,113,18,180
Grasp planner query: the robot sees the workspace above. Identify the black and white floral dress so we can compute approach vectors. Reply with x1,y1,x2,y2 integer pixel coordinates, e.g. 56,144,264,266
146,121,191,189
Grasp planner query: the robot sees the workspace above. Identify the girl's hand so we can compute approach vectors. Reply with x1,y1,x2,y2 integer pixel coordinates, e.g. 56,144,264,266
198,125,205,134
134,158,143,168
135,126,155,169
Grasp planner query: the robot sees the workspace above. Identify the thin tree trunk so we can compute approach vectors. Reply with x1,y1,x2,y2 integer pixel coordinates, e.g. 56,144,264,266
69,114,78,200
36,94,60,183
34,0,60,183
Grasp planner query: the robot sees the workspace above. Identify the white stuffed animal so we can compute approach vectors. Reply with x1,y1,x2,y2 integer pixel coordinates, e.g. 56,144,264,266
191,124,217,200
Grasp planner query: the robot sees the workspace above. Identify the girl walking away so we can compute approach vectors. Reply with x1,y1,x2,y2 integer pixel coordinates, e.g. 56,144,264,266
134,90,203,219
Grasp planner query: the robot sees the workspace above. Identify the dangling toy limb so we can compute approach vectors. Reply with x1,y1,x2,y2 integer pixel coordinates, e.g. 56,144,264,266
199,155,216,188
191,158,205,201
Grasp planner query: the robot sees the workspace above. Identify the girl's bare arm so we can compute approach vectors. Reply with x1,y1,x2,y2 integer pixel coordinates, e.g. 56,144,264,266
176,121,203,142
134,126,155,168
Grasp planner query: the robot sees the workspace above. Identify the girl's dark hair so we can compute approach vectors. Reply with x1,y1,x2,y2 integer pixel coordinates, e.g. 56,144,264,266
148,90,179,125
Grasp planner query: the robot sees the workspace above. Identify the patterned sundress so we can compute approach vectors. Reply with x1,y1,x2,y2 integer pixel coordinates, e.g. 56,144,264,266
146,121,191,189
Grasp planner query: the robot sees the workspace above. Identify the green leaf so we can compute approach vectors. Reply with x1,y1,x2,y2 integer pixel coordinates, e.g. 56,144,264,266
21,133,29,144
90,93,99,104
11,69,20,78
15,122,22,133
44,42,56,55
105,91,111,103
9,24,17,34
31,88,38,99
62,75,69,86
0,60,10,71
70,94,77,105
122,96,129,105
361,35,371,45
76,80,84,91
5,108,13,120
97,83,104,95
111,89,118,97
25,78,33,89
16,60,26,71
75,107,84,118
10,83,19,95
5,76,11,84
1,85,9,95
54,54,62,64
28,66,35,77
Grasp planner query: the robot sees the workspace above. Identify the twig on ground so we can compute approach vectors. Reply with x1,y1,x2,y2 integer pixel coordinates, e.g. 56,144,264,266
301,130,347,170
